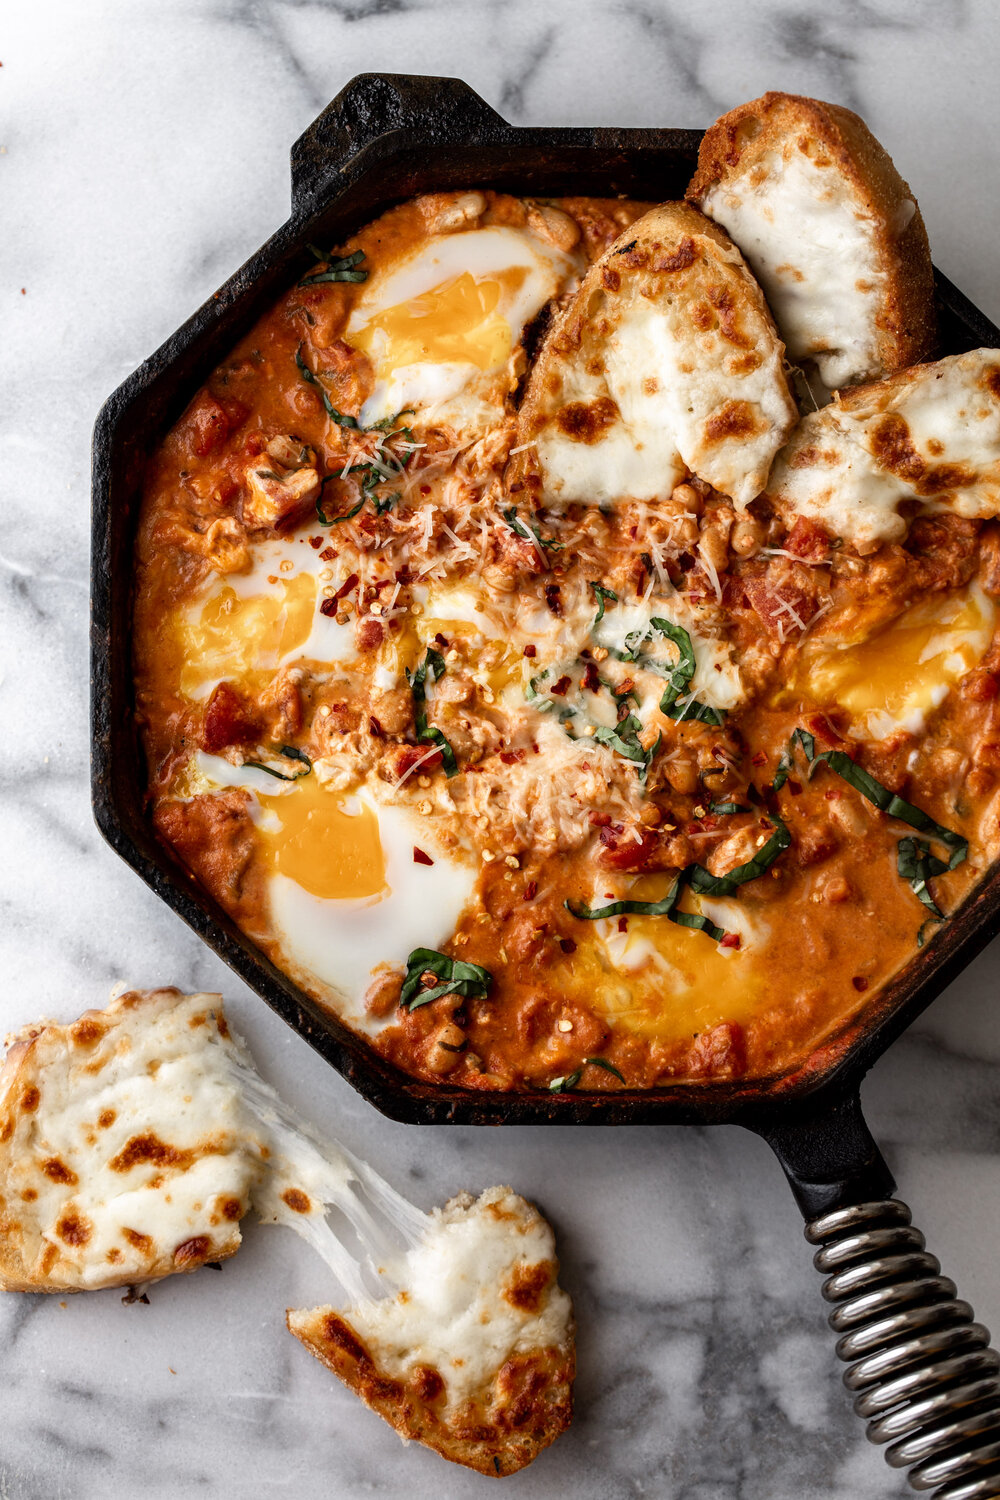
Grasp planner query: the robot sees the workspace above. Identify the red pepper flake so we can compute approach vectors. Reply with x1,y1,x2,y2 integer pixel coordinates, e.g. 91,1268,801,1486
544,584,563,616
551,675,572,697
581,661,601,692
720,932,741,950
588,811,611,827
309,536,324,549
599,827,618,847
368,716,385,738
413,847,434,866
751,751,767,767
499,750,525,765
559,938,577,954
523,643,536,658
420,484,431,496
617,917,628,933
320,572,358,616
523,881,538,902
319,546,337,561
825,789,842,800
787,778,803,796
852,976,869,992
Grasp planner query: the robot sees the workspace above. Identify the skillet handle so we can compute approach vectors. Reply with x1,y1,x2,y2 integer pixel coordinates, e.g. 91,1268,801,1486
759,1093,1000,1499
290,73,507,211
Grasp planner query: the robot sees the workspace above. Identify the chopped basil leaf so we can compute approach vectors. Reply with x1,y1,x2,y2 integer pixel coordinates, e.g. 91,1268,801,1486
502,505,563,553
316,477,365,525
242,757,310,783
591,715,661,782
567,814,790,941
299,246,368,286
294,343,360,428
374,490,401,515
525,671,578,725
549,1056,626,1091
777,726,968,914
897,837,948,918
589,582,618,626
279,745,312,770
709,800,750,815
406,649,458,777
602,616,726,726
400,947,492,1011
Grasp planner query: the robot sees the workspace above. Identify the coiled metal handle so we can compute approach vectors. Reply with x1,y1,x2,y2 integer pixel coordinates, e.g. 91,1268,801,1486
806,1199,1000,1498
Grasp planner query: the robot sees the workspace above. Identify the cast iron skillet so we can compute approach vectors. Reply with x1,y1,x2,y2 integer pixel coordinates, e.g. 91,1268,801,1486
92,74,1000,1497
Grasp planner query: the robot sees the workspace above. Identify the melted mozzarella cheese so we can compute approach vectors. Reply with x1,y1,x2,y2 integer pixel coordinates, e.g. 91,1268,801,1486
312,1186,572,1411
347,227,576,432
0,989,259,1290
702,148,887,389
792,582,995,739
768,350,1000,548
176,534,356,700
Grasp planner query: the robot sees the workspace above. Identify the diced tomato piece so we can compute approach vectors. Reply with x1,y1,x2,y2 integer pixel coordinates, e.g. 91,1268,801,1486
786,515,831,562
187,393,249,457
202,682,262,754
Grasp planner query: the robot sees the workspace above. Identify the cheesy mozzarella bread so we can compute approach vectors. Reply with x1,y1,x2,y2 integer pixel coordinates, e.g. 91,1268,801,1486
766,349,1000,552
511,200,797,508
0,988,258,1292
288,1186,574,1477
0,988,575,1474
687,91,936,390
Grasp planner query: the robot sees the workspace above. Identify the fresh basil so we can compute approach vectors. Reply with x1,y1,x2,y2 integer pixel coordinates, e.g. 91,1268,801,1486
406,648,458,778
279,745,312,770
709,800,750,815
589,583,618,626
299,246,368,286
502,505,563,553
400,947,492,1011
592,715,661,782
316,477,365,526
549,1056,627,1092
567,814,790,941
897,837,949,919
294,343,360,428
602,616,726,726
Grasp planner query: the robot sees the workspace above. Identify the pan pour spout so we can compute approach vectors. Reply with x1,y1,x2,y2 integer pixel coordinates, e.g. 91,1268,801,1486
760,1092,1000,1499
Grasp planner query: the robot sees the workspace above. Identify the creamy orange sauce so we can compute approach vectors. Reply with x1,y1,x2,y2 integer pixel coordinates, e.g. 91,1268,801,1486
133,188,1000,1093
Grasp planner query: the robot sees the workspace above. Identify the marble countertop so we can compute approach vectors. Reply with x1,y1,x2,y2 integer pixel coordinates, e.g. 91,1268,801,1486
4,2,1000,1496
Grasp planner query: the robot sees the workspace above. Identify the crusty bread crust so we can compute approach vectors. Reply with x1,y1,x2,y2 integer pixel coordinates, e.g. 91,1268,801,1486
511,199,796,507
287,1304,574,1477
0,989,245,1293
687,91,935,383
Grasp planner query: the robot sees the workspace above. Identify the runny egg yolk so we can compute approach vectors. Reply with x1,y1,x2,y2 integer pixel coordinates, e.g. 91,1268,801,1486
554,885,765,1042
790,584,995,733
177,573,317,699
351,269,528,380
256,779,386,902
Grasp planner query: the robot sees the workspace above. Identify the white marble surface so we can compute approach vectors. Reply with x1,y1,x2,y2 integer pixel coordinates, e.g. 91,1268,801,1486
3,2,1000,1496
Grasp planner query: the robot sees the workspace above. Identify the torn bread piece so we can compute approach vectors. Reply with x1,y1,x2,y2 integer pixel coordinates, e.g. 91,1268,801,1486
287,1187,575,1478
687,91,935,390
511,201,796,509
0,988,257,1292
1,989,575,1475
765,348,1000,551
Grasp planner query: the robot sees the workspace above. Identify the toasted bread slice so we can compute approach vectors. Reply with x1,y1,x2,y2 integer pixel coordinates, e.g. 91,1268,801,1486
0,988,257,1292
765,349,1000,551
688,91,935,390
511,201,796,509
287,1186,575,1477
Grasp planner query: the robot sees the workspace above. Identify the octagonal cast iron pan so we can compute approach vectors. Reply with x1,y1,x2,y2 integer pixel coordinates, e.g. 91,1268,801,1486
92,75,1000,1496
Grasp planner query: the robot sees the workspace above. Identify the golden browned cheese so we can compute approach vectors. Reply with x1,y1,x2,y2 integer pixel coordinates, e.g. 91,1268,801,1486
132,183,996,1096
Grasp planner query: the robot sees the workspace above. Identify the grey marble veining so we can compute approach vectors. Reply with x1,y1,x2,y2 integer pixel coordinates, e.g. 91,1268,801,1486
3,2,1000,1496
